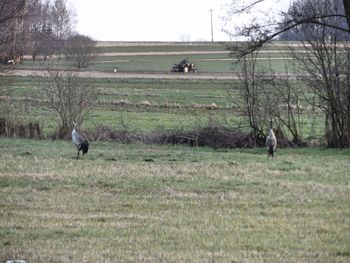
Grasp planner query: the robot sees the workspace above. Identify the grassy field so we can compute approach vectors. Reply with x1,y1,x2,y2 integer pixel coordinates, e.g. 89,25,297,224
1,75,324,139
0,138,349,262
16,41,300,73
2,76,237,134
1,42,349,262
3,41,321,139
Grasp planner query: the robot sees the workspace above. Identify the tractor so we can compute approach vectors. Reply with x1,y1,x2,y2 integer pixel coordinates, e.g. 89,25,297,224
171,58,197,73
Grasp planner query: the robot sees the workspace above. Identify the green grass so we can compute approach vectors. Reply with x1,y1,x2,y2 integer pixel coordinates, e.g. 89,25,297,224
1,77,242,134
70,53,298,73
1,75,325,139
1,41,348,262
95,78,232,105
0,41,329,140
0,138,349,262
89,41,305,73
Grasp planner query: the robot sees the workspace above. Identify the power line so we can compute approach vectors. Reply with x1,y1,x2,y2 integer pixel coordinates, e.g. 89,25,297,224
210,8,214,42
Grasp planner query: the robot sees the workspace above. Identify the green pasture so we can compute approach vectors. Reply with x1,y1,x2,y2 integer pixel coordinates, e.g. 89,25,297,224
0,138,349,262
0,41,328,141
90,41,303,73
95,78,231,105
90,55,294,73
1,75,325,139
1,42,349,262
18,54,291,73
90,54,233,73
1,76,240,135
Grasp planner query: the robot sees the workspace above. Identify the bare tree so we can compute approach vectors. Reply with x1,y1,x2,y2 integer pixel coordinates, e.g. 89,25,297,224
30,0,56,61
226,0,350,147
272,73,303,144
230,51,304,145
0,0,76,62
226,0,350,56
288,27,350,147
50,0,75,59
230,52,267,140
0,0,25,26
43,70,98,138
0,0,25,62
63,34,96,68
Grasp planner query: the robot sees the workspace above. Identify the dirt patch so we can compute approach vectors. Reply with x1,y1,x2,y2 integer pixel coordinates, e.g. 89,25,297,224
99,51,230,57
4,69,236,80
4,69,308,80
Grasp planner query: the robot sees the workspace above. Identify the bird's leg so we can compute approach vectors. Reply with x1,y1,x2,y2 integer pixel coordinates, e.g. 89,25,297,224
77,151,80,160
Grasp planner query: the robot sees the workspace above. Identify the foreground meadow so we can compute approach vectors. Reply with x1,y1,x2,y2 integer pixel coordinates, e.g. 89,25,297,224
1,138,349,262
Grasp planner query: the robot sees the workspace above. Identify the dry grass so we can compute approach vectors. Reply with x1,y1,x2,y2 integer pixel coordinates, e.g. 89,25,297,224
0,138,349,262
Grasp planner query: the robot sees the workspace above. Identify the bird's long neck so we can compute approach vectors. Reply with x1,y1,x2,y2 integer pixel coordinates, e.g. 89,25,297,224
268,119,274,136
72,124,78,138
268,126,276,141
72,122,77,132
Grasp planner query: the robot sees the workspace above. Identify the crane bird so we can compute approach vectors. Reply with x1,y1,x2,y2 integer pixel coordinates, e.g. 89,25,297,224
72,122,89,159
266,119,277,157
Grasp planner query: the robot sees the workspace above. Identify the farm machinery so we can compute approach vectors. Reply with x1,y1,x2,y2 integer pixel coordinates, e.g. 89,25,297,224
171,58,197,73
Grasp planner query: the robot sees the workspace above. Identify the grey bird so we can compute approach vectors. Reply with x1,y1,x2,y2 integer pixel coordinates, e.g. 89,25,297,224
266,119,277,157
72,122,89,159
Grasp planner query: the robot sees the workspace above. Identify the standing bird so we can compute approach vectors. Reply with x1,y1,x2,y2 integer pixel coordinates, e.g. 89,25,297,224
266,119,277,157
72,122,89,159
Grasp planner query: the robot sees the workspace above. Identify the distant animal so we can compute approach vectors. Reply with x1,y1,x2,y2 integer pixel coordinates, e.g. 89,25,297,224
71,122,89,159
266,119,277,157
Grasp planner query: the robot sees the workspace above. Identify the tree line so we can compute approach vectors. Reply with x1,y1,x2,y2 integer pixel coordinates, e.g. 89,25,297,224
0,0,95,68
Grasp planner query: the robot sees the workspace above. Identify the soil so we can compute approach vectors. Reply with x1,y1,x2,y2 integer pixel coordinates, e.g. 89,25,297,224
5,69,236,80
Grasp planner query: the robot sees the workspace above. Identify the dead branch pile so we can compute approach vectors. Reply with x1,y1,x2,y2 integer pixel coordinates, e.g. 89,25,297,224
0,118,42,138
84,124,278,149
149,125,257,149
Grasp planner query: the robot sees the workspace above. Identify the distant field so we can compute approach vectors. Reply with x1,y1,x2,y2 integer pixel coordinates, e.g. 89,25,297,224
1,139,349,262
90,41,304,73
16,41,302,73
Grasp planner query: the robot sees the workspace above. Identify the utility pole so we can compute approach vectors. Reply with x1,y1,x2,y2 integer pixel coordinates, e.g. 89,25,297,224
210,9,214,42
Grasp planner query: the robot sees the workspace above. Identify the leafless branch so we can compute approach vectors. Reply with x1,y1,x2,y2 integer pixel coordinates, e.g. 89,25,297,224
228,0,264,15
0,0,25,25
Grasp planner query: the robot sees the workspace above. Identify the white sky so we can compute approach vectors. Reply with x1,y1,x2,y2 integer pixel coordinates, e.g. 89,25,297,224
68,0,290,42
